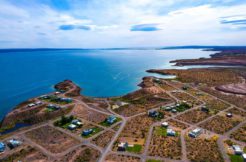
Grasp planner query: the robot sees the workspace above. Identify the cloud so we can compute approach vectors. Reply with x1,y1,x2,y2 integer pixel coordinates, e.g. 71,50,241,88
1,0,246,48
220,15,246,25
130,24,160,31
220,15,246,31
59,24,91,31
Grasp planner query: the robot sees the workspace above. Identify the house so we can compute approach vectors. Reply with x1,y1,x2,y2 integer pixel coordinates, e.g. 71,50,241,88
201,106,209,112
161,122,169,128
39,95,50,99
118,142,128,151
55,91,61,95
35,101,42,105
82,129,93,136
226,113,233,118
106,115,117,125
0,142,5,152
71,119,83,126
47,104,60,110
242,153,246,161
28,103,35,107
115,101,128,107
171,109,177,113
60,98,73,103
164,106,172,111
7,139,22,149
167,128,176,136
68,124,77,130
232,145,243,155
189,128,202,138
148,110,159,117
112,105,119,109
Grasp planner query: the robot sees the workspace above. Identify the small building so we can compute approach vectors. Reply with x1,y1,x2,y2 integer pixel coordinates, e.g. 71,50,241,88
171,109,177,113
226,113,233,118
28,103,35,107
106,115,117,125
7,139,22,149
47,104,60,110
148,110,159,117
71,119,83,126
55,91,61,95
164,106,172,111
189,128,202,138
118,142,128,151
115,101,128,107
39,95,50,99
167,128,176,136
232,145,243,155
182,85,189,90
82,129,93,136
201,106,209,112
112,105,119,109
242,153,246,161
68,124,77,130
60,98,73,103
0,142,6,152
35,101,42,105
161,122,169,128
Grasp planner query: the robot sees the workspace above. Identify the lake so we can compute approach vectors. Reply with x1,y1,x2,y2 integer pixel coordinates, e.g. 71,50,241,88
0,48,214,120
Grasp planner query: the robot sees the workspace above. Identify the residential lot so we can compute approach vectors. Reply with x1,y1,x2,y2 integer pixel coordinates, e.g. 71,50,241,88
25,125,80,154
0,145,48,162
230,123,246,142
92,130,115,148
148,126,182,159
54,146,100,162
176,108,212,124
199,114,242,134
185,136,224,162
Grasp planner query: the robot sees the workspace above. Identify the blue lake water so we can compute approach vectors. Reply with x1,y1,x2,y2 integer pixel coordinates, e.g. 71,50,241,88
0,49,214,120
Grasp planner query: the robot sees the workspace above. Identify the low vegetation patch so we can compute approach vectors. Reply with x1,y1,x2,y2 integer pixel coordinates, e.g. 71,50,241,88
176,109,212,124
186,136,224,162
25,125,79,154
148,126,181,159
199,115,242,134
230,123,246,142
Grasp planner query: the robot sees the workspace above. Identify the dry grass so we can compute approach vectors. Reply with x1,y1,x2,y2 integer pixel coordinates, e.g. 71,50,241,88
114,94,173,117
201,87,246,110
186,136,224,162
25,125,80,154
199,115,242,134
54,146,100,162
71,104,108,123
120,114,155,139
226,107,246,118
148,126,182,159
230,123,246,142
167,119,189,130
0,146,48,162
157,68,241,86
206,99,229,111
171,91,202,106
92,130,115,148
105,154,141,162
176,109,212,124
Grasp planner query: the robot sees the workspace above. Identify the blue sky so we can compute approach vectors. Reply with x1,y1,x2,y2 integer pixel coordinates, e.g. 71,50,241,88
0,0,246,48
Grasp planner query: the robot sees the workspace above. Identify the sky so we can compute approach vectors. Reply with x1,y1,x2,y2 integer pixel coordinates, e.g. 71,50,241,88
0,0,246,48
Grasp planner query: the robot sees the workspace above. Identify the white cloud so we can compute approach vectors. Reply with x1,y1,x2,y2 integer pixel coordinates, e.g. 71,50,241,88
0,0,246,48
